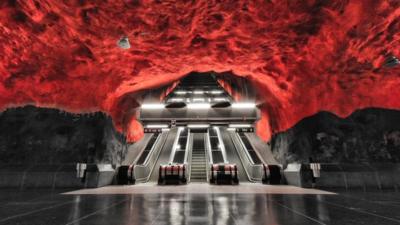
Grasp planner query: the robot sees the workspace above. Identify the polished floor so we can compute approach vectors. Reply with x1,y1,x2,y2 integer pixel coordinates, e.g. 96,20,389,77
1,184,400,225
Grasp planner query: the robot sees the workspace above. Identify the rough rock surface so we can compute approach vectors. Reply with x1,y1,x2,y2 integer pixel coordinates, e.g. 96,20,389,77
0,106,127,165
271,108,400,165
0,0,399,142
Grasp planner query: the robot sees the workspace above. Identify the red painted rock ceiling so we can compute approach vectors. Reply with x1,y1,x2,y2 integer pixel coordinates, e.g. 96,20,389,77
0,0,400,142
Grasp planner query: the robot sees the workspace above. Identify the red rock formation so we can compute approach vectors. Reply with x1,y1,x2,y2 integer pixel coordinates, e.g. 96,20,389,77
0,0,399,142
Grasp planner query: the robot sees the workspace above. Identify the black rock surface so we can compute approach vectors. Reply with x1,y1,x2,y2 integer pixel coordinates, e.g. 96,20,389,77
270,108,400,165
0,105,127,165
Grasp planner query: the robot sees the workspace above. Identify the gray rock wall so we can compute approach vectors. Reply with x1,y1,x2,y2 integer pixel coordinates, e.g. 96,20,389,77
270,108,400,166
0,105,127,165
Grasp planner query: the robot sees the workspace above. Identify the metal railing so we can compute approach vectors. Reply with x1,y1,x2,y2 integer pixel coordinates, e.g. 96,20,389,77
133,131,168,183
228,130,263,182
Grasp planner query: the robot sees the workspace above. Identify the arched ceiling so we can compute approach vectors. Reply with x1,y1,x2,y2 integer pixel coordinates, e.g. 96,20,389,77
0,0,399,141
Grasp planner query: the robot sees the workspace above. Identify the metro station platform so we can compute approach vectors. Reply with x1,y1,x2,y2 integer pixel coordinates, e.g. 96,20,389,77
1,184,399,225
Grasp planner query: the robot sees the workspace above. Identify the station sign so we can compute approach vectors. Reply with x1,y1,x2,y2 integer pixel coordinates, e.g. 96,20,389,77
144,128,163,133
235,127,254,132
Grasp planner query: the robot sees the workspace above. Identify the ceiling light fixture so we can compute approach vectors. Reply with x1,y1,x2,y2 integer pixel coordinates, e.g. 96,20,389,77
146,124,169,128
213,98,228,102
188,124,210,128
169,98,184,102
231,103,256,108
193,98,205,102
210,90,223,94
383,55,400,68
175,91,187,95
117,36,131,49
141,103,165,109
229,124,252,128
187,103,211,109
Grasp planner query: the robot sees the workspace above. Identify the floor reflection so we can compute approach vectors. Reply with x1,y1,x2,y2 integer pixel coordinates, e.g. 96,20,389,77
1,189,400,225
139,193,285,225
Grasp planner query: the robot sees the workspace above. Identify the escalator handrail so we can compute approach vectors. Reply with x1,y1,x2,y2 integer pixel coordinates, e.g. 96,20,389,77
205,130,214,163
123,133,153,165
228,130,263,182
135,133,161,166
205,131,212,181
183,129,191,164
134,131,170,182
214,127,229,163
244,132,278,165
186,133,194,182
236,133,257,165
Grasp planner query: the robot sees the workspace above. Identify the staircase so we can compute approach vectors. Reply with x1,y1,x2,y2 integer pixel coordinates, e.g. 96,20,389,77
190,134,207,182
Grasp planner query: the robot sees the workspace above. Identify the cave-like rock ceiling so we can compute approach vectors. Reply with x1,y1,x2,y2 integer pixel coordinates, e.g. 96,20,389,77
0,0,399,141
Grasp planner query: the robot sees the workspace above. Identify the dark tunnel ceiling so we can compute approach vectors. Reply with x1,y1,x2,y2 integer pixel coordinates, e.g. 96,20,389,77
0,0,400,141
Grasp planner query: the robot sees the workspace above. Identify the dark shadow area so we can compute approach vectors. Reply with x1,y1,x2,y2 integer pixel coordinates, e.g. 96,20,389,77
271,108,400,165
0,105,127,165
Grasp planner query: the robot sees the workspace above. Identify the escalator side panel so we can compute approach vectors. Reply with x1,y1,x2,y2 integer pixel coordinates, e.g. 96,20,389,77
244,133,279,165
219,128,249,182
148,128,179,182
122,133,153,165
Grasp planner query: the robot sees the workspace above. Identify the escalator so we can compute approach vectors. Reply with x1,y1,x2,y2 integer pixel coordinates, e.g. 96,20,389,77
149,128,179,182
190,132,207,182
117,131,168,184
122,133,154,165
228,128,282,184
244,132,278,165
218,127,249,182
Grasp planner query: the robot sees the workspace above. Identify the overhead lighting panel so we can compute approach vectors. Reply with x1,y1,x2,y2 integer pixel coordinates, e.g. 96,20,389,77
175,91,187,95
192,98,205,102
188,124,210,128
187,103,211,109
231,103,256,109
169,98,184,102
146,124,169,128
210,90,223,94
141,103,165,109
213,98,228,102
229,124,252,128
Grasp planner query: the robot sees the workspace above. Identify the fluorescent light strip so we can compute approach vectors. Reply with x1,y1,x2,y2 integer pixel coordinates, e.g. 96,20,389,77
188,124,210,128
141,103,165,109
169,98,184,102
210,90,223,94
187,103,210,109
175,91,187,95
229,124,252,128
192,98,205,102
231,103,256,108
213,97,228,102
146,124,169,128
193,90,204,94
